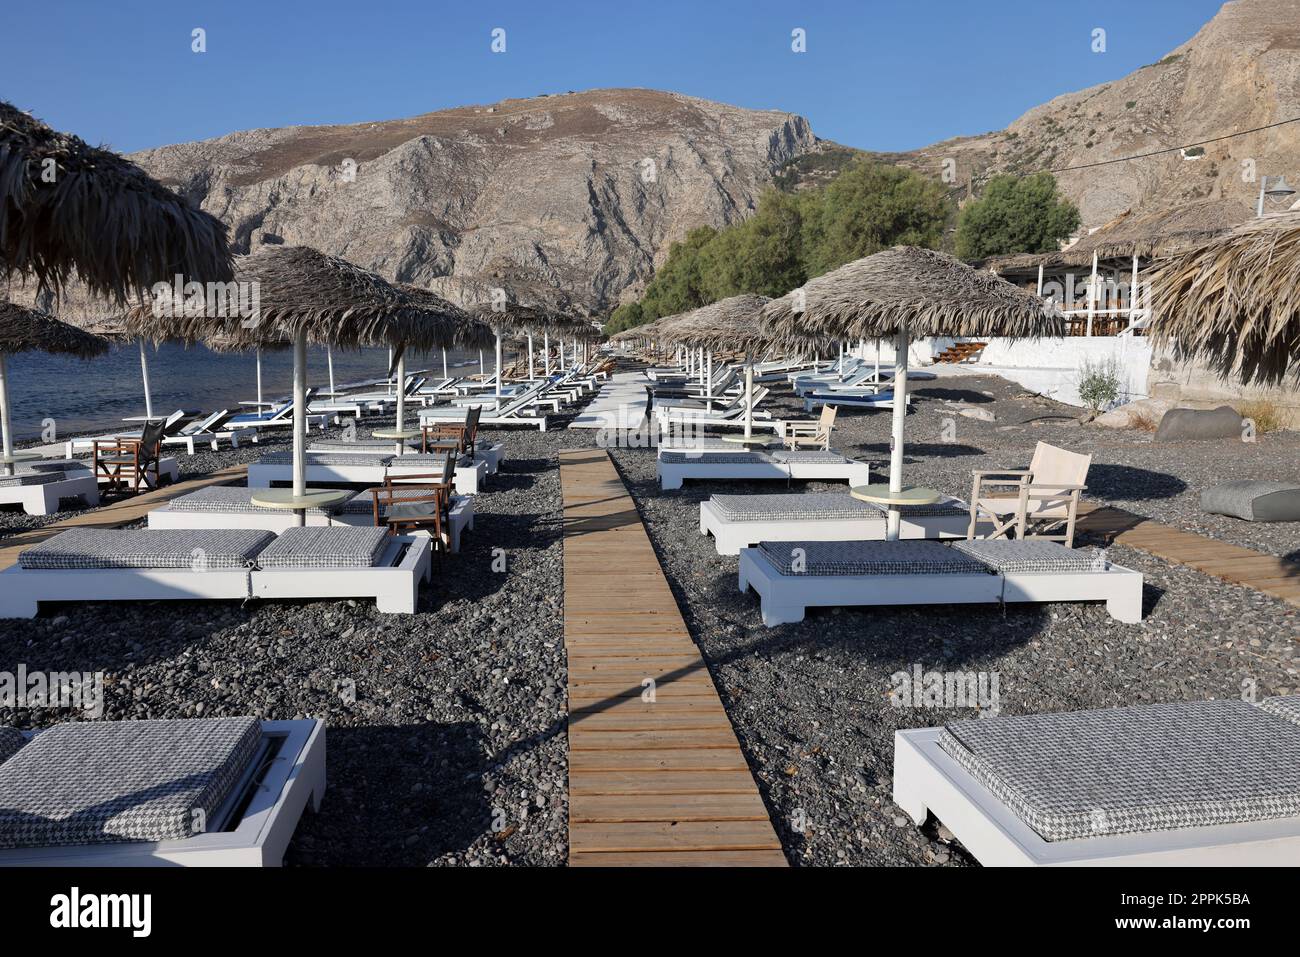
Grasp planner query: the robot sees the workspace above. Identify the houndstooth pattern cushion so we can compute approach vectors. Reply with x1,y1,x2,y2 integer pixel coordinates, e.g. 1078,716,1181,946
386,454,454,467
0,472,62,488
0,728,25,766
1261,696,1300,727
255,526,388,569
711,493,878,522
256,452,393,467
161,486,339,516
335,488,451,514
953,540,1105,574
0,718,260,848
938,700,1300,842
659,451,771,465
757,540,986,576
310,440,403,450
18,528,275,570
770,451,851,465
861,496,969,518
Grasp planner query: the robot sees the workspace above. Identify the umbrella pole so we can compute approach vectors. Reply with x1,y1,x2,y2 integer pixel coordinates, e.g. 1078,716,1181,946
327,347,336,396
0,354,14,477
394,350,406,448
292,329,308,522
527,332,535,380
743,352,754,440
387,349,394,394
442,348,448,380
494,333,504,399
138,340,154,420
255,348,263,407
544,330,551,376
886,327,910,541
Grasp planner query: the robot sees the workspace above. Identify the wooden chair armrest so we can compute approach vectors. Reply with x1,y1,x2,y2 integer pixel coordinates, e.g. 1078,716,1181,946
970,469,1030,479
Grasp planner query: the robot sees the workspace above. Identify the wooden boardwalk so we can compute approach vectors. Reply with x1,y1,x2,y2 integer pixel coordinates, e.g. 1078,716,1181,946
559,449,786,866
0,465,247,570
1078,503,1299,606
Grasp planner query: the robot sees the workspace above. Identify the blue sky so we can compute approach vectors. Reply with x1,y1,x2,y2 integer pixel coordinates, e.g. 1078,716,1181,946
3,0,1226,154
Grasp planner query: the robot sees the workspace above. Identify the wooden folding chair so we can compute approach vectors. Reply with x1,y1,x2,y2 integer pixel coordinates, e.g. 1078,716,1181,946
93,418,166,494
421,405,481,460
781,404,837,450
370,451,457,552
967,441,1091,547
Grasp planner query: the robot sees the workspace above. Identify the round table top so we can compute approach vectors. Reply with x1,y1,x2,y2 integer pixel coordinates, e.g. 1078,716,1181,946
372,429,422,440
250,488,353,511
1,450,44,465
720,434,777,447
850,484,942,506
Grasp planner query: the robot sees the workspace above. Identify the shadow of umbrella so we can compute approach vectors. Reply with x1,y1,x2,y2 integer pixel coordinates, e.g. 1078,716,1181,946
1086,464,1189,501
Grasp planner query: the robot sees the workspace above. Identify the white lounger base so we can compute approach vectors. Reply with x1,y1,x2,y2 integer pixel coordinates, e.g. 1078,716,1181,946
737,548,1144,626
699,499,971,555
892,727,1300,866
0,473,99,516
148,498,474,552
658,459,870,491
248,459,487,495
0,720,325,867
0,536,432,618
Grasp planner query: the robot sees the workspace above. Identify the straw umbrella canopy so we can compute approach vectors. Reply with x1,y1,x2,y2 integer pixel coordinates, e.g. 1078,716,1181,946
1147,211,1300,387
0,299,110,473
0,101,233,304
762,246,1061,538
397,283,493,383
126,244,470,503
469,300,573,394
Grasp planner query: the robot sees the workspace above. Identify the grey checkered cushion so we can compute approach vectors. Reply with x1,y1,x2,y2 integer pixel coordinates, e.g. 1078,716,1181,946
770,451,850,465
0,728,25,766
1261,695,1300,727
26,459,89,473
1201,481,1300,523
256,452,393,467
310,440,402,451
255,526,388,569
18,528,275,570
939,700,1300,842
952,540,1106,574
659,451,770,465
0,718,260,848
711,493,878,522
386,453,455,467
161,486,340,516
757,540,986,576
0,472,62,488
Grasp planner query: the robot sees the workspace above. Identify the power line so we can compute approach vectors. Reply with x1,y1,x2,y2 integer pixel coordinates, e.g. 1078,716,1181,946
1048,115,1300,173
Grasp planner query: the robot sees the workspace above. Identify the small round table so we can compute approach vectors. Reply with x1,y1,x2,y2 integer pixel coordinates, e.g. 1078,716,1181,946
372,428,422,456
721,434,777,448
849,484,942,507
1,449,43,477
250,488,353,526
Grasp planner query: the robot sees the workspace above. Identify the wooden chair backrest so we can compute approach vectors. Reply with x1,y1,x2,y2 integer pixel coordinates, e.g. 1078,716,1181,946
1028,441,1091,494
819,405,837,430
138,419,166,465
464,406,481,448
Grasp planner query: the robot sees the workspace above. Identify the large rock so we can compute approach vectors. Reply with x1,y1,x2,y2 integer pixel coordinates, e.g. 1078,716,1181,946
1154,405,1244,442
1094,398,1175,430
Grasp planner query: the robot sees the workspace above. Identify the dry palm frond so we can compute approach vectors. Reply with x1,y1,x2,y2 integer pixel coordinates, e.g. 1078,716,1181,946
0,100,233,303
1148,212,1300,385
761,246,1060,348
0,299,110,358
1058,199,1251,267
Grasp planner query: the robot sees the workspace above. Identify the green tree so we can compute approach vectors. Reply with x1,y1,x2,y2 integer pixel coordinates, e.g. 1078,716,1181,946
638,225,717,320
954,172,1080,260
801,161,951,276
604,300,644,334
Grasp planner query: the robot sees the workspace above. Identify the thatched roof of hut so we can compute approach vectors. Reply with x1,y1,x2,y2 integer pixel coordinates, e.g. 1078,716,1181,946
762,246,1061,345
124,245,472,352
0,100,233,304
1057,199,1251,267
656,295,773,351
1148,211,1300,386
398,283,494,349
0,299,110,358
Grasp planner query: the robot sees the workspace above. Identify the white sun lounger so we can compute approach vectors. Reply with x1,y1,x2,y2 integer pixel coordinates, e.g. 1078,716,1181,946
893,696,1300,866
420,385,550,431
803,390,909,412
0,526,433,618
248,451,487,495
700,492,974,555
657,449,871,491
147,485,474,552
309,439,505,475
738,539,1143,627
0,716,324,867
0,461,100,515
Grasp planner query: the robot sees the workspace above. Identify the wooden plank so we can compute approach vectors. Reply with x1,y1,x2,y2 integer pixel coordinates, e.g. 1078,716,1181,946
559,449,784,866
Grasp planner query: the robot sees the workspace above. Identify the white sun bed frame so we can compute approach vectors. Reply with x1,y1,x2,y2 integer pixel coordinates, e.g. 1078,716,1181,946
0,719,325,867
0,535,432,618
247,456,488,495
699,498,973,555
658,454,870,491
892,727,1300,865
737,549,1143,627
0,469,100,516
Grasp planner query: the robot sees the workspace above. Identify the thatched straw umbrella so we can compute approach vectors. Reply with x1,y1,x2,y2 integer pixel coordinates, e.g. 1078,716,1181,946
399,283,493,383
1147,211,1300,386
763,246,1061,538
658,295,774,440
0,101,233,303
126,245,468,506
469,300,575,396
0,300,110,473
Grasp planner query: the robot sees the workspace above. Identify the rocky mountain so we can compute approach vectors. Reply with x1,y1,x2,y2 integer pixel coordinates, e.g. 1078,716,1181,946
887,0,1300,228
128,89,816,316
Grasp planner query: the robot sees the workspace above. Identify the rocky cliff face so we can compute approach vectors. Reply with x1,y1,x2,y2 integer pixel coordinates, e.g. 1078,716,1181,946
897,0,1300,227
129,89,817,315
